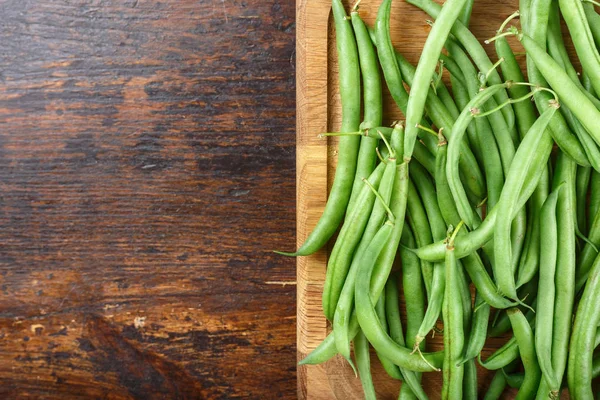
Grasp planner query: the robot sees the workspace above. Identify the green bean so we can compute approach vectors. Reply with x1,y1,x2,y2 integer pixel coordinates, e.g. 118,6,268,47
568,253,600,399
370,151,411,313
547,2,600,111
458,0,474,26
489,282,538,338
410,162,447,341
577,166,592,236
495,36,536,141
593,353,600,380
590,171,600,222
446,40,504,209
459,293,491,364
520,0,590,168
507,308,541,400
535,185,562,395
355,220,444,372
386,276,429,400
583,2,600,48
442,228,464,399
493,106,557,300
445,63,482,168
355,329,377,400
402,0,468,160
519,33,600,150
375,292,404,380
280,0,360,256
463,358,478,400
375,0,408,114
323,161,386,320
407,181,435,298
392,51,486,200
406,0,516,134
395,51,461,124
576,197,600,292
401,227,427,352
333,129,399,361
548,152,577,391
519,0,532,34
436,132,513,309
349,11,381,211
446,83,508,228
434,132,461,226
483,370,508,400
582,70,597,96
398,385,418,400
408,176,443,341
502,370,524,389
480,336,520,370
414,132,552,263
450,40,517,174
561,105,600,173
356,127,436,175
559,0,600,96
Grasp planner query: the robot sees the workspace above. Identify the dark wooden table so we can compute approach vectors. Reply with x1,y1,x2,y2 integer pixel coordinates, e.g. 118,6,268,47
0,1,297,398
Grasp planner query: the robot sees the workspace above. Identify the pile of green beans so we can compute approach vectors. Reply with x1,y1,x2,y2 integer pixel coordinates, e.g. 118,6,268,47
280,0,600,397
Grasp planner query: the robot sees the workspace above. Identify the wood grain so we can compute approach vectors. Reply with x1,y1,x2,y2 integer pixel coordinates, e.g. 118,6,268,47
295,0,553,398
0,1,297,398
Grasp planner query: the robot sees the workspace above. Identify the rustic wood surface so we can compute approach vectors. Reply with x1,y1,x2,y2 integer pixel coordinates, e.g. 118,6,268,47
0,1,297,399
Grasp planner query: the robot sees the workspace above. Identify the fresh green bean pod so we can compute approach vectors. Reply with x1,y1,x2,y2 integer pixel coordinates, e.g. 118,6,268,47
323,161,386,320
407,181,435,298
502,370,524,389
459,293,491,364
283,0,360,256
520,33,600,151
375,293,404,380
576,166,592,236
558,0,600,96
483,370,508,400
463,358,478,400
535,185,562,395
402,0,468,159
405,0,516,134
521,0,590,167
442,236,464,399
583,2,600,48
479,336,519,371
508,308,541,400
349,11,381,211
355,221,444,372
493,106,557,300
568,253,600,399
386,276,428,400
392,51,485,200
590,171,600,222
333,129,399,362
354,329,377,400
547,2,600,111
547,152,577,392
414,131,552,263
401,227,427,352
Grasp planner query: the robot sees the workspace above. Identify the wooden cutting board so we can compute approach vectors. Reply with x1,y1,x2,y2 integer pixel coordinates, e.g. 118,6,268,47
296,0,546,398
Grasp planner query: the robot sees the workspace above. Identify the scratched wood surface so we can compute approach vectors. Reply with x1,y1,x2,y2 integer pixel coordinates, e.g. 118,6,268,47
0,1,297,399
295,0,557,398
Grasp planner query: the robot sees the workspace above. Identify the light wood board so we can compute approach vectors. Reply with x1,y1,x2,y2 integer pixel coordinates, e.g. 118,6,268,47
296,0,568,398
